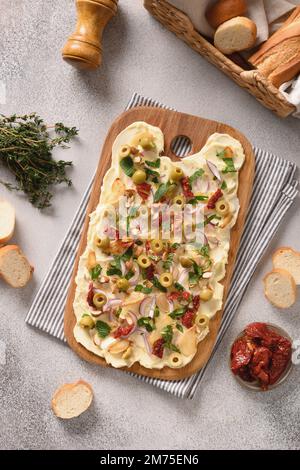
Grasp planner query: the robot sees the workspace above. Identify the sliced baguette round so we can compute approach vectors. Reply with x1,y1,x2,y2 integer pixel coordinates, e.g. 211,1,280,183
273,247,300,285
0,200,15,244
263,268,296,309
0,245,33,288
206,0,247,29
214,16,257,55
51,380,93,419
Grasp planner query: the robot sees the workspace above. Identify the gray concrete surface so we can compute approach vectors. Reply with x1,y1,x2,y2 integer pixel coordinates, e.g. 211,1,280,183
0,0,300,450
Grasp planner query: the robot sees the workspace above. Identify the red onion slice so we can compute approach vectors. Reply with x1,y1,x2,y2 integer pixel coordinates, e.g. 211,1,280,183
178,268,189,286
139,296,156,317
141,332,152,355
193,176,209,194
206,160,221,182
103,298,122,312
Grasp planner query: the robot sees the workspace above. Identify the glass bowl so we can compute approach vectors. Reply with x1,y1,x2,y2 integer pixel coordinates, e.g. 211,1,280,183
230,323,293,392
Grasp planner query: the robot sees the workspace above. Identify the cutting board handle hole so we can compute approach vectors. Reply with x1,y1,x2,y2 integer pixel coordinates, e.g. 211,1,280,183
170,135,192,158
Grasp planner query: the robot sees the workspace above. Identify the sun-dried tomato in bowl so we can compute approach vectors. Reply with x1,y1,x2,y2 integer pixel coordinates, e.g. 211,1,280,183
230,322,292,391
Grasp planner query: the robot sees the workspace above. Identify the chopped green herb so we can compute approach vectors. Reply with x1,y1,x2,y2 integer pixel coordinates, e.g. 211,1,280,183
107,254,122,276
145,167,160,179
152,276,167,292
216,150,226,158
221,180,227,190
171,242,180,250
154,306,160,318
120,156,134,177
145,158,160,168
90,264,102,280
161,325,173,344
161,325,180,353
169,307,187,319
162,253,174,271
137,317,155,332
125,270,134,280
115,307,122,317
153,182,171,203
189,168,204,185
199,245,210,257
188,195,208,205
95,320,111,338
204,214,221,226
174,281,184,291
121,246,133,261
134,284,153,294
176,323,184,333
107,266,122,276
188,261,203,285
168,343,181,353
222,158,236,173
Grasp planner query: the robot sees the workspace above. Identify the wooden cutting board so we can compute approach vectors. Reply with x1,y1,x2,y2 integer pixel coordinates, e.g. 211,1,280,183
64,106,255,380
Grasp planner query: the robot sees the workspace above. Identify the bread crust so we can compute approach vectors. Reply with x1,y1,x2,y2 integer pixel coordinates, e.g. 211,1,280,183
0,245,34,288
263,268,297,309
51,380,93,419
206,0,247,29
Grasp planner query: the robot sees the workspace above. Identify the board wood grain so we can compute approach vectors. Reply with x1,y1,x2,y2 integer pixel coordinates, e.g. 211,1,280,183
64,106,255,380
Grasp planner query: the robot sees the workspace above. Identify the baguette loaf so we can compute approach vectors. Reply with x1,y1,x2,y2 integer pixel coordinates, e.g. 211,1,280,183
206,0,247,30
249,7,300,87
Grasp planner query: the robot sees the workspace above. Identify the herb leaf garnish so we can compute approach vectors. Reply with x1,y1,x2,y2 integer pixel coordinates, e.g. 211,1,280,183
153,182,171,202
145,158,160,168
90,264,102,280
134,284,153,294
189,168,204,185
137,317,155,332
95,320,111,338
120,156,134,177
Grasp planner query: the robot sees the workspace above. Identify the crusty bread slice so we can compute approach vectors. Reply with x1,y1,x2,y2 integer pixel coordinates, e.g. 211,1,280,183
0,200,15,244
273,247,300,285
214,17,257,55
263,268,296,309
51,380,93,419
0,245,33,288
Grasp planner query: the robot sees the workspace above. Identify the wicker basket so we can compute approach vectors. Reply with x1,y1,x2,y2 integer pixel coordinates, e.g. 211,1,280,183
144,0,296,118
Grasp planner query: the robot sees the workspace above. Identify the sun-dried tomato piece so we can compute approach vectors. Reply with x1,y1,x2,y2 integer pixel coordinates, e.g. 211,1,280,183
181,177,194,199
145,264,155,280
136,182,151,201
181,310,195,329
245,322,268,340
152,338,165,358
269,337,292,385
113,322,134,339
231,338,253,374
207,188,223,209
192,294,200,311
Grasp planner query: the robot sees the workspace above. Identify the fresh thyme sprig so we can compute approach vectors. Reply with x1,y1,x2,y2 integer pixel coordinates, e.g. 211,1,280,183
0,113,78,209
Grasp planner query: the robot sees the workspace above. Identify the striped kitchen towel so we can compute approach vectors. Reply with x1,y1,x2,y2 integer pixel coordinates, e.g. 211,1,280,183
25,93,299,399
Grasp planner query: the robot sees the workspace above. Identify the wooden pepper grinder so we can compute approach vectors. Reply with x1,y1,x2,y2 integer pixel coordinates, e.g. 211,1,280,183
62,0,118,70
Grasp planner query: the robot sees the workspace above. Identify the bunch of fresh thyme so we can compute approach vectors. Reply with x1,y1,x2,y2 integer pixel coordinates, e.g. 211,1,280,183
0,113,78,209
